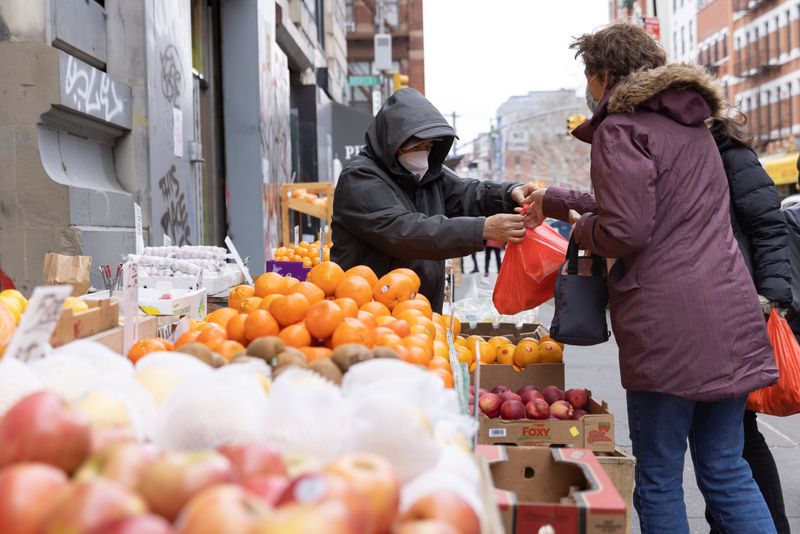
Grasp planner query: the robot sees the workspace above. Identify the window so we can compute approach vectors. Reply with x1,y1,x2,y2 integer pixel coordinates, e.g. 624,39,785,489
514,156,521,166
673,0,677,13
789,84,795,131
775,17,781,56
673,31,678,58
689,20,693,48
681,26,686,55
788,11,792,51
723,34,728,57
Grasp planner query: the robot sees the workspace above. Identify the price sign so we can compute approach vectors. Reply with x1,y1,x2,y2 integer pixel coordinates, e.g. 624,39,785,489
225,236,254,285
122,262,139,356
6,285,73,362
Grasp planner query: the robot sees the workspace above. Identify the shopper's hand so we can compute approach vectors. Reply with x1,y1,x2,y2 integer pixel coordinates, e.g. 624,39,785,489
484,214,526,244
514,188,547,228
569,209,581,225
757,294,786,319
511,183,536,206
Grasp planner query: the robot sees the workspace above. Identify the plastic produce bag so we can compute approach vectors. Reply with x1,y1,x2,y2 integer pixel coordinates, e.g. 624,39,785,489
493,223,568,314
747,309,800,416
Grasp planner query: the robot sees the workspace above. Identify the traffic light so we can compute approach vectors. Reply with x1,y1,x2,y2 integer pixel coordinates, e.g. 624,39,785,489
392,72,410,93
566,114,587,137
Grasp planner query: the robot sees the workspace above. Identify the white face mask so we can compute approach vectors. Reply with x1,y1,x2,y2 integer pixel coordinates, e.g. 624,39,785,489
398,150,430,179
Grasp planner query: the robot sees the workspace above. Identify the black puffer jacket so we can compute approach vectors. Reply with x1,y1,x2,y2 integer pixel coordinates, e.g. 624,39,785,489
718,138,792,305
332,89,519,312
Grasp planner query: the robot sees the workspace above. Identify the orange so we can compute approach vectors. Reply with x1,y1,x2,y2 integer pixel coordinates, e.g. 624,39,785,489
455,345,474,367
269,293,311,327
197,323,228,348
540,335,565,350
285,276,300,290
278,324,312,348
356,310,377,331
433,323,447,341
228,285,256,310
387,319,410,338
410,323,435,341
441,315,461,336
513,338,541,368
375,315,397,327
302,258,313,268
307,262,345,297
377,332,403,347
344,265,379,289
487,336,512,349
403,335,433,360
299,346,333,362
374,326,394,339
465,335,485,353
475,341,497,365
454,336,468,348
334,276,373,307
413,292,430,305
402,346,430,366
394,309,424,326
393,344,410,360
128,338,171,363
175,329,202,348
372,273,415,310
239,296,263,314
189,319,207,331
539,340,564,363
331,318,373,348
205,307,239,329
430,368,454,388
388,268,421,292
334,297,358,318
360,301,390,318
429,356,451,371
254,272,289,297
433,340,449,359
259,294,283,311
226,313,249,344
392,298,432,320
287,281,325,304
305,300,344,339
244,310,280,343
214,340,246,362
431,312,445,327
496,344,516,365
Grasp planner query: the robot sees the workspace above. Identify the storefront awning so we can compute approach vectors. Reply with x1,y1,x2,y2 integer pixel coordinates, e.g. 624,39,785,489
761,152,799,186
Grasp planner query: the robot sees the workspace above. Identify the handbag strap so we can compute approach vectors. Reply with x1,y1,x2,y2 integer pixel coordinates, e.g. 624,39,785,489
565,235,606,277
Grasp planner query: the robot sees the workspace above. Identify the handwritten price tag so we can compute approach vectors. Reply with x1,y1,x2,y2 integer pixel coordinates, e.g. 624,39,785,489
6,285,73,362
122,262,139,356
225,236,253,285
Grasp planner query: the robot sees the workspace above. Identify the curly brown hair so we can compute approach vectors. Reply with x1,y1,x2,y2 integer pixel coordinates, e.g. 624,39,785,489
570,23,667,87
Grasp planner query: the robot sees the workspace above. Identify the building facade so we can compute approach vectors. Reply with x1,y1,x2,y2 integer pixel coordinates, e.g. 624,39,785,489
0,0,348,292
344,0,424,115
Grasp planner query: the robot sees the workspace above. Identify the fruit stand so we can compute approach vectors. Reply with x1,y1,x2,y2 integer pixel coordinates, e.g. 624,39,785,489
280,182,334,248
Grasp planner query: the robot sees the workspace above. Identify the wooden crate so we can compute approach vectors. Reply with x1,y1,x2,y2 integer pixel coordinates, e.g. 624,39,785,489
280,182,334,247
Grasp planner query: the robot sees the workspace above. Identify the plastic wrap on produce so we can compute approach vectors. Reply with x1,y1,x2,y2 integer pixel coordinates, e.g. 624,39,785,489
29,354,100,402
0,357,44,418
79,375,157,441
53,340,135,376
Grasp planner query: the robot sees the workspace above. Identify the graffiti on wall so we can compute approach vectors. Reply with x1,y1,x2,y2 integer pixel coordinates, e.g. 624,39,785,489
160,44,183,106
158,165,193,246
62,54,128,125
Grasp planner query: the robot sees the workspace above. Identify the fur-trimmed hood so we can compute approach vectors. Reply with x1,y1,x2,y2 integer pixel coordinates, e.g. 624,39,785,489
607,63,725,117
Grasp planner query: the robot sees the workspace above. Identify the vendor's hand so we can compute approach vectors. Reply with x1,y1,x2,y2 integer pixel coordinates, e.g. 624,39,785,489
484,214,526,244
757,295,786,319
514,188,547,228
511,183,536,206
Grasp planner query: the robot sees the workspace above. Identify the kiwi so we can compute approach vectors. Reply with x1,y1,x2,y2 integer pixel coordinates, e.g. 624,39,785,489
272,363,302,379
272,348,308,370
372,346,400,360
177,343,217,366
246,337,286,363
308,358,343,385
208,353,228,368
331,343,374,372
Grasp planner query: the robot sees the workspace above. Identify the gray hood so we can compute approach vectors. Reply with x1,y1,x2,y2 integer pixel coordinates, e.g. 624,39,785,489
363,88,456,181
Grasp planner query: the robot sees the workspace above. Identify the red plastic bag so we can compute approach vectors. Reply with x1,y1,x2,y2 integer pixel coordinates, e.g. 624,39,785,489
746,309,800,416
492,223,568,315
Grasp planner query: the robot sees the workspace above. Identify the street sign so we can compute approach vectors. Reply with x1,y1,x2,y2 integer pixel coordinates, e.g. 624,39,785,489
348,75,381,87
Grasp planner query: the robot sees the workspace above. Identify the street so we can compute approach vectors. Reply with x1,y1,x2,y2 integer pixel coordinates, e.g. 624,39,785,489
458,251,800,533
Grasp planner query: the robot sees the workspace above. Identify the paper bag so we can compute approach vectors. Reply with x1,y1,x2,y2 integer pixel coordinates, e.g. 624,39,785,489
43,253,91,296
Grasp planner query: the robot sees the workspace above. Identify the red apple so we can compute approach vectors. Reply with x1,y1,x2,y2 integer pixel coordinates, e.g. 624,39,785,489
217,443,287,482
394,520,460,534
571,409,588,420
254,501,363,534
491,385,510,395
520,389,545,405
0,391,92,473
243,475,291,506
89,514,175,534
565,388,589,410
0,463,69,534
325,453,400,534
478,393,502,418
542,386,565,405
525,399,550,420
499,399,526,420
498,391,522,403
90,426,137,454
277,472,370,530
138,451,234,522
550,400,574,420
40,479,147,534
400,492,479,534
75,443,160,490
516,385,538,397
174,484,272,534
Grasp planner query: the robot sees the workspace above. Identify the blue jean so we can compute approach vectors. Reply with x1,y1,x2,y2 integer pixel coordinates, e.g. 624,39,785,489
627,391,776,534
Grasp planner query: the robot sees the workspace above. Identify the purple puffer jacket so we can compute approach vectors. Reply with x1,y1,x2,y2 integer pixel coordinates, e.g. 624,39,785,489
544,64,777,401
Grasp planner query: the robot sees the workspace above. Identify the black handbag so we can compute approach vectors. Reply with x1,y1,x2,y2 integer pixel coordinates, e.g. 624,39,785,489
549,235,611,346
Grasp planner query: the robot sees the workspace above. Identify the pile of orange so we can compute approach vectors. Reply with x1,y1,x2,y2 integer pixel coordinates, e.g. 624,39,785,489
273,240,331,268
453,334,564,371
291,188,329,208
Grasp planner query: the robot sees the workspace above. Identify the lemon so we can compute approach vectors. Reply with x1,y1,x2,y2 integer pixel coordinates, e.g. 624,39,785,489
0,296,22,324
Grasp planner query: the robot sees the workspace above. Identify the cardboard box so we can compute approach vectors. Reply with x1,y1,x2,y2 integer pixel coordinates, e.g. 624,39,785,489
474,363,565,392
50,299,120,347
479,445,626,534
475,453,506,534
460,322,548,344
477,391,615,452
83,316,158,353
595,448,636,533
138,287,207,319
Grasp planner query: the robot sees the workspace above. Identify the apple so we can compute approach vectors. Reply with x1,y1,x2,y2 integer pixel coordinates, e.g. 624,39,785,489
90,426,137,454
400,492,480,534
525,399,550,420
550,400,574,420
478,393,502,418
394,520,460,534
174,484,271,534
491,385,510,395
217,443,288,482
254,501,363,534
89,514,175,534
516,385,538,397
542,386,565,405
520,389,545,405
0,391,92,473
243,475,291,506
40,479,147,534
571,409,588,420
138,451,234,522
0,463,69,534
277,472,369,529
75,442,160,490
499,400,526,420
325,453,400,534
565,388,589,410
498,391,522,403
